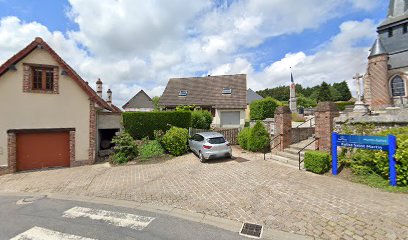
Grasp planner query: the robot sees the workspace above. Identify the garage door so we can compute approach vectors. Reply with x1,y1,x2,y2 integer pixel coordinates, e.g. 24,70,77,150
16,131,70,171
221,111,240,128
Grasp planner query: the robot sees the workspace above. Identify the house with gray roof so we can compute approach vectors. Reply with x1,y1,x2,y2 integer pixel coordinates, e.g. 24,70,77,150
122,90,154,112
159,74,247,128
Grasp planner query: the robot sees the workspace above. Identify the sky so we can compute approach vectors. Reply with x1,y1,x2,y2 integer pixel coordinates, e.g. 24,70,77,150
0,0,389,107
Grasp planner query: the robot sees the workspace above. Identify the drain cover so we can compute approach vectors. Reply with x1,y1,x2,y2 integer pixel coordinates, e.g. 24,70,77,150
239,223,263,238
16,195,47,205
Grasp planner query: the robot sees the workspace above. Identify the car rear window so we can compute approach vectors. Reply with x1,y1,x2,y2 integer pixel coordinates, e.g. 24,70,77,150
208,137,226,144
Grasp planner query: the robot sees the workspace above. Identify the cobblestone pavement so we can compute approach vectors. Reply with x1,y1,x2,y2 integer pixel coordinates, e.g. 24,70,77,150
0,147,407,239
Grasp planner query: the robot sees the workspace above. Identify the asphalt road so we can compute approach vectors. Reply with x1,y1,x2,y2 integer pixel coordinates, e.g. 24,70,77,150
0,195,247,240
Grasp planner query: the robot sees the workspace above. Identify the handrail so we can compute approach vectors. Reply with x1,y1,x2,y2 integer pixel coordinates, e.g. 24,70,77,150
270,135,281,151
295,116,315,129
297,138,318,170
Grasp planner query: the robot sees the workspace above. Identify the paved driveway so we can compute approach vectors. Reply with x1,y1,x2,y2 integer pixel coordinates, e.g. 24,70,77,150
0,147,407,239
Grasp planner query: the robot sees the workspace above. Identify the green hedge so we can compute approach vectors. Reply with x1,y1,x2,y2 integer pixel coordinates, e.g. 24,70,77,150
123,111,191,139
238,122,270,152
304,151,331,174
162,127,189,156
335,101,354,111
250,97,280,120
238,127,251,150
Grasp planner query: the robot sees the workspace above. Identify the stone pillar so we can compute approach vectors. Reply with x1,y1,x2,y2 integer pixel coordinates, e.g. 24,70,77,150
315,102,339,152
274,106,292,151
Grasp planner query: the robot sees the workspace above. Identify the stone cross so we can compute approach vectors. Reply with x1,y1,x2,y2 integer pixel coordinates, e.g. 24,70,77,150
353,73,364,102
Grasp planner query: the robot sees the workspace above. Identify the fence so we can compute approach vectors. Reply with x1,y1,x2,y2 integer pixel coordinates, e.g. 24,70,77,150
189,128,240,145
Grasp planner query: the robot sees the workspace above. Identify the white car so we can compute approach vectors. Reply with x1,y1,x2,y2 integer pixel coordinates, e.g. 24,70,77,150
189,132,232,162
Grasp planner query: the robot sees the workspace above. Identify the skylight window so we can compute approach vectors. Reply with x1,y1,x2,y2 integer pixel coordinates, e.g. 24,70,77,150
179,90,188,96
222,87,232,94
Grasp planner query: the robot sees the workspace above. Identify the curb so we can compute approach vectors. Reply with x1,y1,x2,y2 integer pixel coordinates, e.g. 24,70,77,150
0,191,313,240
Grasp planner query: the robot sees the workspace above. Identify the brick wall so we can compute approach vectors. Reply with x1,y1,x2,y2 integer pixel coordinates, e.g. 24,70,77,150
291,127,315,144
274,106,292,151
0,133,16,176
315,102,339,152
365,54,392,110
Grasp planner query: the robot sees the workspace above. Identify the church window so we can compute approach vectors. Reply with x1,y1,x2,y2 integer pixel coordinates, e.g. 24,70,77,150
391,76,406,97
388,27,393,37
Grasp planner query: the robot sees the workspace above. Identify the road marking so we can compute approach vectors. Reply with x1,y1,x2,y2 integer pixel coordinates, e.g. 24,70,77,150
63,206,155,230
10,226,97,240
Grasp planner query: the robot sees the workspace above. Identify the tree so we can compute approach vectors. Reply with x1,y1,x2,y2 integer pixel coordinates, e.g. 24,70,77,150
317,82,332,102
152,96,161,111
248,121,270,152
330,86,342,102
333,81,352,101
250,97,280,120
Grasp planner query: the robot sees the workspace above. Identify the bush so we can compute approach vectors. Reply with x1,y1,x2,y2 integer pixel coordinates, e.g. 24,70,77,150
238,127,251,150
250,97,280,120
304,151,331,174
139,140,165,159
335,101,354,111
123,111,191,139
248,121,270,152
191,110,213,129
111,132,138,164
162,127,189,156
343,126,408,186
154,130,165,145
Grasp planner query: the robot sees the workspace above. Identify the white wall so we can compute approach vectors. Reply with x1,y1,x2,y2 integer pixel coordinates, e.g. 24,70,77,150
0,48,91,166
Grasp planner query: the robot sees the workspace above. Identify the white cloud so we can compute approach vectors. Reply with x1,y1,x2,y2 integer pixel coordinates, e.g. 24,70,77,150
0,1,381,107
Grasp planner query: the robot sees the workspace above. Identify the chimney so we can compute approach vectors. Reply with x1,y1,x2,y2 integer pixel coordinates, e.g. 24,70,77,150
107,89,112,105
96,78,103,98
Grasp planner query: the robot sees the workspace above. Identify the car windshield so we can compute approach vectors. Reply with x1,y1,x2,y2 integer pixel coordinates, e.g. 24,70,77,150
208,137,226,144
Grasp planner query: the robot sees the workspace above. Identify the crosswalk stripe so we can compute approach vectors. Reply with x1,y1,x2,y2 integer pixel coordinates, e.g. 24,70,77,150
62,206,155,230
10,226,97,240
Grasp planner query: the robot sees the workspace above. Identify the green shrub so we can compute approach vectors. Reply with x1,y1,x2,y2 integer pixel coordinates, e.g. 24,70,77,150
123,111,191,139
191,110,213,129
139,140,165,159
238,127,251,150
304,151,331,174
250,97,280,120
154,129,165,145
344,126,408,186
111,132,138,164
162,127,189,156
244,121,250,128
335,101,354,111
248,121,270,152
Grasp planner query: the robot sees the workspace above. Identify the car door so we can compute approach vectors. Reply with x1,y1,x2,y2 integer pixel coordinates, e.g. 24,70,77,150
189,134,199,153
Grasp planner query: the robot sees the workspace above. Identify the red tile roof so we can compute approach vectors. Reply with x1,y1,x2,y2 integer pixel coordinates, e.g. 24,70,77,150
0,37,120,112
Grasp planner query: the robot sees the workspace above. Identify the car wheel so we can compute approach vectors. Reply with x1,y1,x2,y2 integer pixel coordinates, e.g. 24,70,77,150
199,151,206,163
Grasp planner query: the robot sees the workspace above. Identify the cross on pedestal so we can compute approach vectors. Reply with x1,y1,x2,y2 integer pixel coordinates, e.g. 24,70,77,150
353,73,364,102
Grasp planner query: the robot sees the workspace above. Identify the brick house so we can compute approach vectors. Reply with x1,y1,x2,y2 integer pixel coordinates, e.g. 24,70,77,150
159,74,247,128
0,37,121,175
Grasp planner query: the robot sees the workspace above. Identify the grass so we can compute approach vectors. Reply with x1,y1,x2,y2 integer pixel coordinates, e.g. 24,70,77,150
351,173,408,193
138,140,165,160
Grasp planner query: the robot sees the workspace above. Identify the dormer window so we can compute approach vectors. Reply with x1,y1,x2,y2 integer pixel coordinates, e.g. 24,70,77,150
222,87,232,94
179,90,188,96
388,27,393,37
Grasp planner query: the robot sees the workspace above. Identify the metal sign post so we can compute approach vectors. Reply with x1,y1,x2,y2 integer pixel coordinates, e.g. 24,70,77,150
331,132,397,186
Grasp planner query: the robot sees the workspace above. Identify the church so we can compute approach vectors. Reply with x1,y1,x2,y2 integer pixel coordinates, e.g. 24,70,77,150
364,0,408,110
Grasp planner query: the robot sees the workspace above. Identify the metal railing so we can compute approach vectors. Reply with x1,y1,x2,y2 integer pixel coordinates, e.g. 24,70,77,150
297,138,318,170
293,116,315,144
266,135,281,160
295,116,315,129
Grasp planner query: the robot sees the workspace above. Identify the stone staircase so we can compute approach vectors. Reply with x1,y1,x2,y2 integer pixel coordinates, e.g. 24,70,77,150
270,138,316,170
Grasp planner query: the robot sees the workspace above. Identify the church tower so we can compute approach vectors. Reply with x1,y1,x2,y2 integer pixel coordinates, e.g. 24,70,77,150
365,0,408,109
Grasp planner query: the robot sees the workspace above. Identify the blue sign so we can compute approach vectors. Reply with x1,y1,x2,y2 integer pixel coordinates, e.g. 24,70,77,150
336,134,389,151
332,132,397,187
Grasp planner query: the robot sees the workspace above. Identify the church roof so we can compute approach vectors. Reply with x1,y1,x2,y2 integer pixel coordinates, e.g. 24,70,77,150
379,0,408,29
369,39,387,57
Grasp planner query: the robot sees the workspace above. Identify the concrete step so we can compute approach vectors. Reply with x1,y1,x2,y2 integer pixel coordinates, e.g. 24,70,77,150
275,151,299,161
283,148,305,156
270,154,304,169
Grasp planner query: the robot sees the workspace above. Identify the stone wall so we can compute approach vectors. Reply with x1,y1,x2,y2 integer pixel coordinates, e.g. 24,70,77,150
291,127,315,144
335,108,408,133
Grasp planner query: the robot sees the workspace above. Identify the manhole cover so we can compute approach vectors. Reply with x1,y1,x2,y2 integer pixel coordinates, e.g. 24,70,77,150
239,223,263,239
16,195,47,205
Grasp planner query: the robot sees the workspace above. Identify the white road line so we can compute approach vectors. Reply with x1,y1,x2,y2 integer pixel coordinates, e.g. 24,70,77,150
62,206,155,230
10,226,97,240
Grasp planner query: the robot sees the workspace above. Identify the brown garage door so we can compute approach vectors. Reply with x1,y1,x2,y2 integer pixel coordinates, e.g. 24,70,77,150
16,131,70,171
